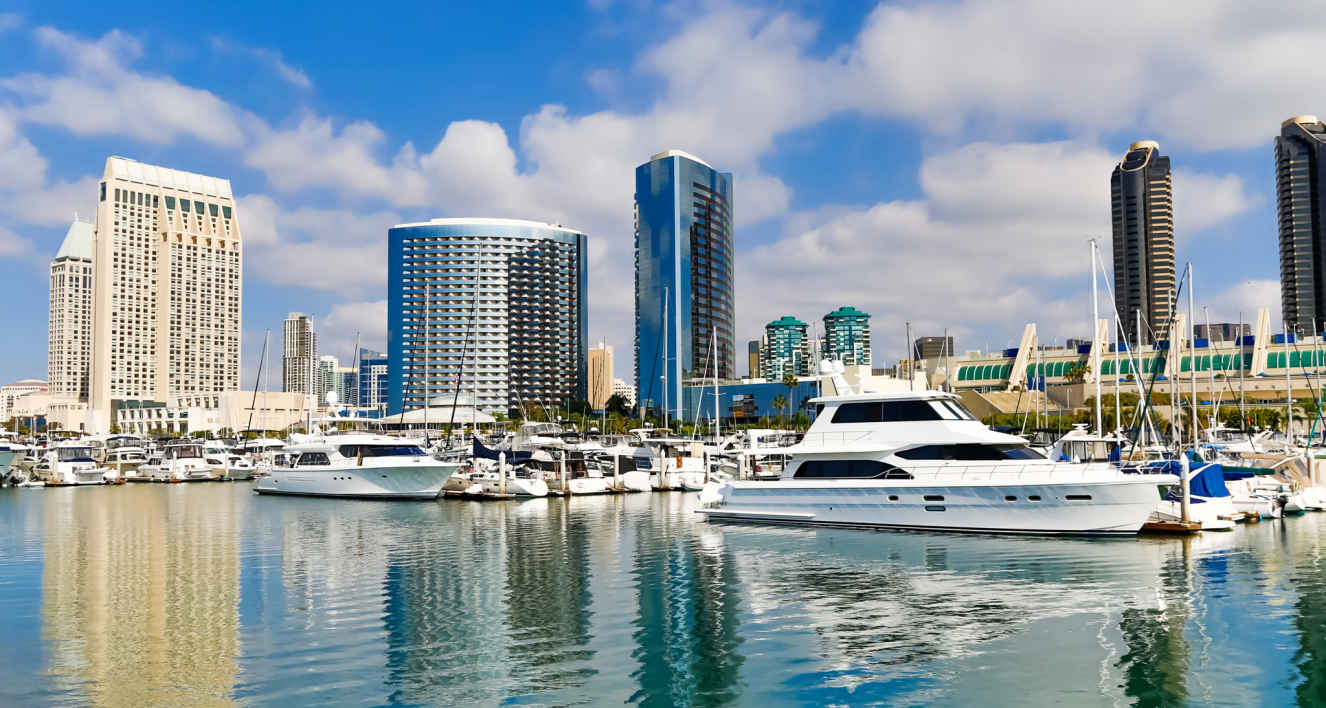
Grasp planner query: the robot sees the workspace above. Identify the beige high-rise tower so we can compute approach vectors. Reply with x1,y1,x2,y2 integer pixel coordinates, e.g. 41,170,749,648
89,157,243,432
49,218,95,400
587,344,613,409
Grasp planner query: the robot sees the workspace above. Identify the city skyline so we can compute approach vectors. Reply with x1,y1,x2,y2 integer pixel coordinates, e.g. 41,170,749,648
0,2,1309,386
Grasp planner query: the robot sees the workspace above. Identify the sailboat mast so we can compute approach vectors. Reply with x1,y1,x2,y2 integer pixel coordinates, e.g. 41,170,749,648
1188,263,1197,449
662,286,669,426
1091,239,1102,436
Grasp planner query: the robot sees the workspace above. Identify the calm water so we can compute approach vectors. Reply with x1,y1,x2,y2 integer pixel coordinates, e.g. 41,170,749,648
2,486,1326,707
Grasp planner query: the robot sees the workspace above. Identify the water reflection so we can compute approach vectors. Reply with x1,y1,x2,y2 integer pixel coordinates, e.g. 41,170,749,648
4,487,1326,705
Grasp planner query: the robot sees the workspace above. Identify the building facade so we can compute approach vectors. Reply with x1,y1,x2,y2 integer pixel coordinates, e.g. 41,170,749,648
282,312,318,397
634,150,735,418
1276,115,1326,336
316,355,340,404
912,335,953,362
49,218,95,400
1110,141,1175,343
0,379,48,422
1193,322,1251,342
358,348,388,411
115,391,314,436
387,218,588,415
824,306,872,366
89,157,242,432
611,378,636,407
747,340,761,379
587,344,613,410
760,316,810,379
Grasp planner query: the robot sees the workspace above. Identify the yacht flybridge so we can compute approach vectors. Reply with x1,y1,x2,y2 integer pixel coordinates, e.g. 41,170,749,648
255,432,460,500
698,377,1177,535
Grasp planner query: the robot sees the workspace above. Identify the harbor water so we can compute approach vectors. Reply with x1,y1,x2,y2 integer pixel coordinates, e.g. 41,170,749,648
2,485,1326,706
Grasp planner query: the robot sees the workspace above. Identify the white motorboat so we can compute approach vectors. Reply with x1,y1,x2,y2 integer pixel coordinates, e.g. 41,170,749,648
698,372,1177,535
35,440,111,486
255,432,460,500
202,441,255,480
0,431,30,484
140,441,211,482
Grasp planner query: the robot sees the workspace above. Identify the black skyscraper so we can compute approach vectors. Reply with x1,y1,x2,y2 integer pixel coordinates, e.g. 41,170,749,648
1276,115,1326,336
1111,141,1175,344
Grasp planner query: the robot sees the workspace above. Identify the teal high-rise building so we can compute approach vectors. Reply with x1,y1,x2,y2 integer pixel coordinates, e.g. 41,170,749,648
760,316,809,379
634,150,734,419
823,306,872,366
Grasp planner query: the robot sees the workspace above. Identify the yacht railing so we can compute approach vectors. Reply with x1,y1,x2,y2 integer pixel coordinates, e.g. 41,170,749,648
897,463,1177,483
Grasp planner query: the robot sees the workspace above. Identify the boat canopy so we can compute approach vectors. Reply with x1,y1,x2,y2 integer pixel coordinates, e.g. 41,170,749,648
472,437,533,463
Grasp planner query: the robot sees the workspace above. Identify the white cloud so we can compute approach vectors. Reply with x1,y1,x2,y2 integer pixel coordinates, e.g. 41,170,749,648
320,300,389,360
4,27,254,147
0,224,32,257
1173,169,1259,235
1204,279,1281,331
739,140,1258,363
208,37,311,90
236,193,397,293
847,1,1326,150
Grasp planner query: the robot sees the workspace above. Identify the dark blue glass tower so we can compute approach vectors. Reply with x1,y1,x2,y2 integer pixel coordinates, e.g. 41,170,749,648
634,151,734,420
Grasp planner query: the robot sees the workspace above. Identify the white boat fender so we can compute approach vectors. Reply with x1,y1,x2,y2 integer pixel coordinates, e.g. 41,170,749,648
698,481,725,507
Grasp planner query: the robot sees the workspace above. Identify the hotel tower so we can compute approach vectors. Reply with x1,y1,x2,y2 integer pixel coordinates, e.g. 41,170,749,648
1276,115,1326,336
88,157,243,432
1110,141,1175,343
48,218,95,400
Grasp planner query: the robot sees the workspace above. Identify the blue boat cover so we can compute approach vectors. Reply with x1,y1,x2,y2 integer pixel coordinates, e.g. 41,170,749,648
472,437,533,463
1148,459,1229,500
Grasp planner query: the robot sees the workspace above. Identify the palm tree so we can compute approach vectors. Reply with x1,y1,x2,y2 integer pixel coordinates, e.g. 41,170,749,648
781,372,798,418
770,395,788,425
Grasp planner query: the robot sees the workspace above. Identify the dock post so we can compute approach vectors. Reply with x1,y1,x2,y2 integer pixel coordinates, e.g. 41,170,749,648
657,448,669,490
1180,452,1191,524
738,454,746,481
499,452,507,495
560,451,568,494
612,452,620,490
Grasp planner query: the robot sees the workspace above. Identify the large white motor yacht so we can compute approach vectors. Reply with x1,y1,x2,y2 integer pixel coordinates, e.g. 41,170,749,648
698,382,1177,535
35,440,111,486
140,441,211,482
255,433,460,500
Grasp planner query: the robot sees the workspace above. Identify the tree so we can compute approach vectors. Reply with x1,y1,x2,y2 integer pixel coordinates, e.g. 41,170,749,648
770,395,788,424
604,394,632,418
781,372,798,417
1064,362,1090,384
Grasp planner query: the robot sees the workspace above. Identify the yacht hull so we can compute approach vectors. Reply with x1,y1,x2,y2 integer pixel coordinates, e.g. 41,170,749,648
254,463,458,500
700,477,1170,535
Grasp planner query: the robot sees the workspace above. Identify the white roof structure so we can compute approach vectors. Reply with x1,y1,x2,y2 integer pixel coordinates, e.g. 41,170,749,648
379,406,496,426
54,219,94,261
391,217,585,235
649,149,713,169
104,156,233,198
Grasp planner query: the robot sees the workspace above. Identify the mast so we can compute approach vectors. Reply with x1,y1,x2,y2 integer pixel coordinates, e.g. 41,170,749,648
1285,314,1294,443
1137,312,1147,446
905,321,913,391
1204,307,1216,429
1188,263,1197,449
244,329,269,439
1239,311,1246,434
713,326,720,442
1091,239,1103,436
943,327,951,393
1114,315,1121,435
422,267,430,443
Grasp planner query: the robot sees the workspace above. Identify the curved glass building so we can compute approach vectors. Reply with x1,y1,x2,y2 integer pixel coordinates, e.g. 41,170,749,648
387,218,588,415
634,150,734,420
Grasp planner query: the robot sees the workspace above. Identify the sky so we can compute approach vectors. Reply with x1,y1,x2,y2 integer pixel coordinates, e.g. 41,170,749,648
0,0,1307,385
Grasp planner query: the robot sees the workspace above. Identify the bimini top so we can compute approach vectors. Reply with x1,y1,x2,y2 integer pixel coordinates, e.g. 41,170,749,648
390,217,585,235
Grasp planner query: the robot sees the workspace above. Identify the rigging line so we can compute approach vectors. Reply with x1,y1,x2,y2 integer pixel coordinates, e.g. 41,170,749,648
1125,265,1189,462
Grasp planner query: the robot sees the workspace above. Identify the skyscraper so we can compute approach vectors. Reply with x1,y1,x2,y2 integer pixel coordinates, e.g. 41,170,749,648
317,355,341,404
1111,141,1175,343
89,157,242,432
634,150,734,418
1276,115,1326,335
282,313,318,397
747,340,761,379
387,218,588,415
358,348,388,411
912,335,953,362
49,218,94,400
824,306,872,366
587,344,613,410
760,316,810,379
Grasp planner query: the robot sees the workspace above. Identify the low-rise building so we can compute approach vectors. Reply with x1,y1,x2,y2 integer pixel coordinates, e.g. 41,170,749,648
1,379,48,421
115,391,314,436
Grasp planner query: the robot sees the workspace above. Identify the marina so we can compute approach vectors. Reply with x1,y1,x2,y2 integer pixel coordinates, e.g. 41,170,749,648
3,483,1326,705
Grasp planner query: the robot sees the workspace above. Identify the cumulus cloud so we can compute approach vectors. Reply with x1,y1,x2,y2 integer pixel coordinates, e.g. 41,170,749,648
1204,279,1281,331
236,193,398,293
320,300,389,359
740,140,1259,363
4,27,255,147
0,224,32,256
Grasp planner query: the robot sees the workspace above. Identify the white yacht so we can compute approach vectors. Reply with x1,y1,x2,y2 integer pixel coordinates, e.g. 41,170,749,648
0,431,30,483
35,440,111,486
698,383,1177,535
255,432,460,500
140,441,211,482
202,441,255,480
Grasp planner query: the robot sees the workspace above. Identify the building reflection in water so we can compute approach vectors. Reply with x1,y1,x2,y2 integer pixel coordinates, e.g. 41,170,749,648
630,493,744,707
40,485,243,707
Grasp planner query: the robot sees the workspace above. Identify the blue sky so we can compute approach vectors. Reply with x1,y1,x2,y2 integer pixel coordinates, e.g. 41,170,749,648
0,0,1303,383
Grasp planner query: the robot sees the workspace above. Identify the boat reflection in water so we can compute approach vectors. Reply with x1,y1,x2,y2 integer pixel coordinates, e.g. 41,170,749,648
4,489,1326,705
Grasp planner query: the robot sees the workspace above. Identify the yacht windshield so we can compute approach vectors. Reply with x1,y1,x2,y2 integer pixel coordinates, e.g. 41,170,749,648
338,444,426,458
896,444,1044,461
56,447,94,462
832,399,975,423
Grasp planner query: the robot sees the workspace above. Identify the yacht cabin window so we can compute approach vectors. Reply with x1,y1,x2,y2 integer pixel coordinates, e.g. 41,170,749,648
896,444,1044,461
831,399,977,424
793,459,914,479
297,452,331,466
338,445,426,458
